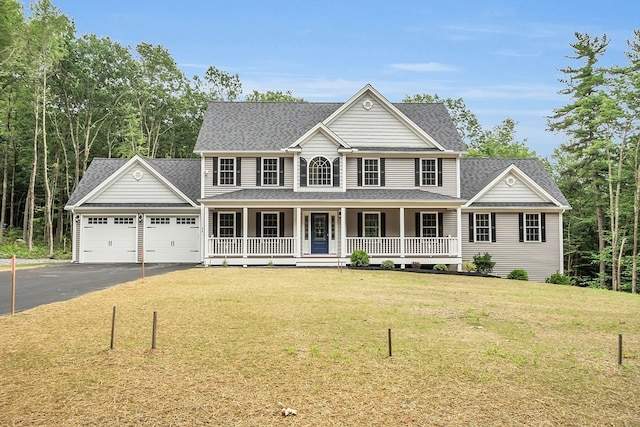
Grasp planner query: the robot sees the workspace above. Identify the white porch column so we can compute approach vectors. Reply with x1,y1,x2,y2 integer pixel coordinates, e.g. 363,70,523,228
293,154,299,192
296,207,302,258
242,207,248,259
559,211,564,274
399,207,405,258
456,207,463,271
202,205,208,263
340,207,347,257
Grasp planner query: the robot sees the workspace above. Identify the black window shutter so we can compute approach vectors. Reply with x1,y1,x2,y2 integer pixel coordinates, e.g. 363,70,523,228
235,157,241,186
518,213,524,242
236,212,242,237
279,158,285,186
256,212,261,237
415,158,421,186
380,158,385,187
333,158,340,187
279,212,285,237
357,212,363,237
491,213,497,242
437,158,443,187
256,157,261,186
468,213,474,242
541,213,546,242
211,212,217,237
416,212,421,237
212,157,218,186
381,212,386,237
357,158,363,186
299,158,307,187
438,212,444,237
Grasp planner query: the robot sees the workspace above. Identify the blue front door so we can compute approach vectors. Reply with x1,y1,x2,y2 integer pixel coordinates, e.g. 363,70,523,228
311,213,329,254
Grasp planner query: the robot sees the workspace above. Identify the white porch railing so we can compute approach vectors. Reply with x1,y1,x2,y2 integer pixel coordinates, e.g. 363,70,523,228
207,237,295,256
208,237,458,257
404,237,458,256
345,237,401,255
347,237,459,256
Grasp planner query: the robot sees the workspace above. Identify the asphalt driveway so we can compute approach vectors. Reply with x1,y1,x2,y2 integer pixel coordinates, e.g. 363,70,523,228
0,263,196,315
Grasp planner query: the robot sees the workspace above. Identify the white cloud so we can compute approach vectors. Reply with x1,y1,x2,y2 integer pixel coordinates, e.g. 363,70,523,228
390,62,458,72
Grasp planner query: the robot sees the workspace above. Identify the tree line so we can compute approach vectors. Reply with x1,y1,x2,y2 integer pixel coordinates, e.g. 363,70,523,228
0,0,638,292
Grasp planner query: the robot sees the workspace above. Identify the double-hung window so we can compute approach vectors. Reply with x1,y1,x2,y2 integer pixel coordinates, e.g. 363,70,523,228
308,157,332,186
524,213,540,242
218,213,235,238
363,213,380,237
474,213,491,242
363,159,380,186
219,158,236,186
421,159,437,186
421,213,438,237
262,158,278,186
262,212,279,238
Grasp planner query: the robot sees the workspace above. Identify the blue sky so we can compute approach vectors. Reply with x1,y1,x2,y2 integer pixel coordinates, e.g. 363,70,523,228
24,0,639,157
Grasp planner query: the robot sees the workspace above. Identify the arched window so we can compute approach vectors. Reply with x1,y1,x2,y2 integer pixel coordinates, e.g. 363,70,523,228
308,157,332,186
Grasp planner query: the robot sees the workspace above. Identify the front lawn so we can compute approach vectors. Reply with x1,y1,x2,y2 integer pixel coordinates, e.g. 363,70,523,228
0,268,638,426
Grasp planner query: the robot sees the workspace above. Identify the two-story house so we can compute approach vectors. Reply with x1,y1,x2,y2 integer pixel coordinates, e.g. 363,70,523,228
65,84,570,281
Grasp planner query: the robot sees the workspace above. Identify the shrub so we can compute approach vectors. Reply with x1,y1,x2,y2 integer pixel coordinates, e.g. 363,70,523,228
507,269,529,281
473,252,495,275
350,249,370,267
463,261,476,272
433,264,448,271
380,260,395,270
545,271,572,286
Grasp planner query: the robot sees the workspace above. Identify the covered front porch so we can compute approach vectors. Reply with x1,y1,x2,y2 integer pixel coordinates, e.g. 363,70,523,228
202,205,463,269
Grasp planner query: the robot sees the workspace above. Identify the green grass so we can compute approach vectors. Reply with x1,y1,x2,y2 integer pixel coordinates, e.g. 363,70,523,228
0,268,638,426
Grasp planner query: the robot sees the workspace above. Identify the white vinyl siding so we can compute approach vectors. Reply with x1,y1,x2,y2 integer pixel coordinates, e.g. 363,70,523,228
204,156,294,196
477,173,549,203
300,133,340,159
328,96,437,149
345,157,457,196
462,211,561,282
89,166,184,204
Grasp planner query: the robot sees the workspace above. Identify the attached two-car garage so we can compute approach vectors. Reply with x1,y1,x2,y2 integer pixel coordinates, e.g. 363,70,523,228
67,157,204,264
79,215,201,263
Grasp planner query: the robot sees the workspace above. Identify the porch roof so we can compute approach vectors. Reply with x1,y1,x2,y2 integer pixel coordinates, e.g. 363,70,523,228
469,201,559,208
75,203,196,208
200,188,464,205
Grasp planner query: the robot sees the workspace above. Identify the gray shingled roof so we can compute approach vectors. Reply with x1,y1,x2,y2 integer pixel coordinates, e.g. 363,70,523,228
201,188,463,202
460,158,570,207
194,102,467,153
66,158,201,207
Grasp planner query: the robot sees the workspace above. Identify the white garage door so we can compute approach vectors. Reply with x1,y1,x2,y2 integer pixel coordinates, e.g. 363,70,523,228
144,216,201,263
81,216,137,263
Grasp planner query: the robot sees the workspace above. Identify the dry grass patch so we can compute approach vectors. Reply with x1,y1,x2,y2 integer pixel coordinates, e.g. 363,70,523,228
0,268,638,426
